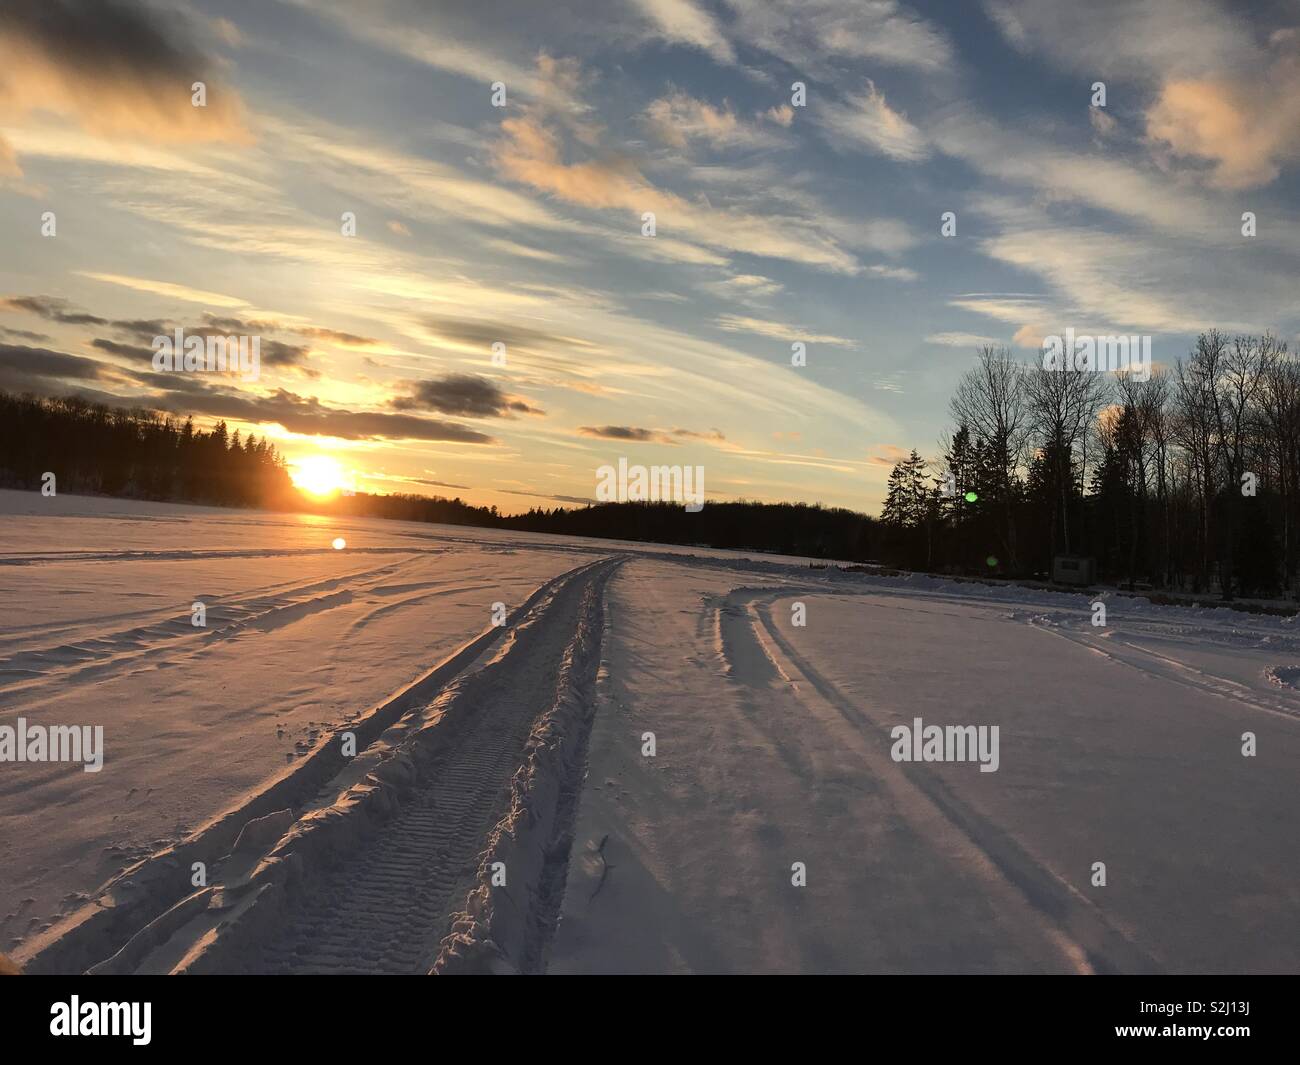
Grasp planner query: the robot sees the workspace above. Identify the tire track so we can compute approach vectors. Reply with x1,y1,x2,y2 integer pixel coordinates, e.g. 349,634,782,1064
0,556,430,699
17,556,615,974
1027,618,1300,723
72,556,622,974
720,587,1157,974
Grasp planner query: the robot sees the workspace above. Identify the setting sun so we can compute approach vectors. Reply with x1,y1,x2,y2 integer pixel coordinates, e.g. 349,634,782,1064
291,455,349,498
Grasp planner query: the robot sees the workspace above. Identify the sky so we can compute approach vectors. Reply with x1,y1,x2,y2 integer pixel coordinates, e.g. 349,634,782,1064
1,0,1298,514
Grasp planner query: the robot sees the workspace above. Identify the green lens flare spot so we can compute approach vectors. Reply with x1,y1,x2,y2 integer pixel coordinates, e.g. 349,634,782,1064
964,491,978,503
986,556,998,567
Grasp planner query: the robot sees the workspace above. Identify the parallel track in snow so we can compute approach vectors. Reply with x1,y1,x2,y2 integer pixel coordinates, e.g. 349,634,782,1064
20,556,621,975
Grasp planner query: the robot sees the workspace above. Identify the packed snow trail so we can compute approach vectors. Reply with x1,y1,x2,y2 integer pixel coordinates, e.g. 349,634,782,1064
243,557,620,974
56,556,622,974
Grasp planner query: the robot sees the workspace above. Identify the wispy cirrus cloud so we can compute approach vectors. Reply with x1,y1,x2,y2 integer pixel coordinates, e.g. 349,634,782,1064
725,0,954,74
631,0,736,64
715,314,855,347
819,81,929,162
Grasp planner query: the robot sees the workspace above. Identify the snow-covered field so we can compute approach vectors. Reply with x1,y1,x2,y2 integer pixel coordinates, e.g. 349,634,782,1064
1,490,1296,973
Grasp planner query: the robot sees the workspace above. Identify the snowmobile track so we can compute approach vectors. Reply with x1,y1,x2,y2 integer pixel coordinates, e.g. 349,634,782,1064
20,555,622,975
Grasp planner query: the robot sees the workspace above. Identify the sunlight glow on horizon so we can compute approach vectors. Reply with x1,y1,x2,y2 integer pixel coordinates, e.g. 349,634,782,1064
291,454,350,498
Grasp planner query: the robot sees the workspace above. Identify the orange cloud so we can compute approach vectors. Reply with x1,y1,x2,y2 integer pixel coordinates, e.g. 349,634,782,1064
1146,49,1300,189
0,1,251,150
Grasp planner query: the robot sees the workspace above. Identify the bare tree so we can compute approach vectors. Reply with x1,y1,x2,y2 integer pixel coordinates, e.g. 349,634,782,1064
1174,331,1277,597
1024,357,1111,555
949,345,1027,567
1259,346,1300,594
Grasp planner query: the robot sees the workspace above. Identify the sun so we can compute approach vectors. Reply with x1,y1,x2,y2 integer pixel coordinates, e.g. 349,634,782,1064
291,454,349,498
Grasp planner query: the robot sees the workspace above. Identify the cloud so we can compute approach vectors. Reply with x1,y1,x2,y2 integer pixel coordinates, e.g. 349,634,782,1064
418,314,592,357
392,373,542,417
161,384,500,443
578,425,667,443
700,273,785,302
1089,105,1118,139
204,314,378,349
0,342,431,440
867,264,919,281
78,272,249,308
0,343,120,391
644,91,780,149
294,326,378,347
412,477,471,490
5,295,185,346
3,298,341,380
985,0,1259,80
867,444,913,468
1011,324,1047,349
0,0,250,154
0,133,20,177
715,314,855,347
928,107,1219,235
819,82,930,162
0,324,48,342
499,487,595,506
631,0,736,64
1145,59,1300,189
2,295,107,326
926,332,999,348
725,0,954,74
280,0,544,96
577,424,725,444
492,58,868,273
985,0,1300,190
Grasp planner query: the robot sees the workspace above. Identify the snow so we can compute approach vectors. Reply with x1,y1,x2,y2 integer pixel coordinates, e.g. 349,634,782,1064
1,490,1297,973
554,563,1299,972
0,490,596,952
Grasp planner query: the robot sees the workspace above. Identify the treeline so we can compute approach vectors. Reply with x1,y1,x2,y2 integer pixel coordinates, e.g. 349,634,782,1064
881,333,1297,599
0,392,293,507
0,391,887,558
324,490,499,527
501,499,878,559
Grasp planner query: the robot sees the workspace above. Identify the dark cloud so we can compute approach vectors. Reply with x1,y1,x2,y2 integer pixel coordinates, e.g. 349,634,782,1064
203,313,377,348
92,338,151,360
578,425,671,443
109,318,169,341
392,373,542,417
421,315,589,354
0,0,248,145
91,333,313,375
0,343,496,444
499,488,595,506
148,386,495,443
3,296,107,326
0,343,119,392
669,427,726,441
10,298,346,378
413,477,471,490
577,425,725,444
5,296,166,342
260,338,311,368
0,325,50,342
1,0,206,76
296,326,376,347
201,314,276,333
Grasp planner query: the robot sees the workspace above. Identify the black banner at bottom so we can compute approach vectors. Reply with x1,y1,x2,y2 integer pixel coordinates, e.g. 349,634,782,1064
0,974,1291,1051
